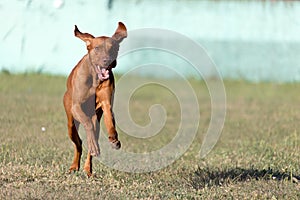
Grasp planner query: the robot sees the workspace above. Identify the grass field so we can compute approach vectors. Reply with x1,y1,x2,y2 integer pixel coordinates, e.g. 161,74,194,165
0,73,299,199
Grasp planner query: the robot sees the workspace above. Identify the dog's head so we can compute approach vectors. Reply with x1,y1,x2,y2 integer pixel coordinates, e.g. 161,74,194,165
74,22,127,81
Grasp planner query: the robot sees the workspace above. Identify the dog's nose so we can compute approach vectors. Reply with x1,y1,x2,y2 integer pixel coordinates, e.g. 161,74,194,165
103,58,111,65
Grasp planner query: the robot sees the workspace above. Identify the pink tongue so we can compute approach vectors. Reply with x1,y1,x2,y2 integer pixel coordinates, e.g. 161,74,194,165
98,68,109,81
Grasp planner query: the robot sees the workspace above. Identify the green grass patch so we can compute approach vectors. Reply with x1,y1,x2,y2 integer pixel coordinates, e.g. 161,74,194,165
0,73,299,199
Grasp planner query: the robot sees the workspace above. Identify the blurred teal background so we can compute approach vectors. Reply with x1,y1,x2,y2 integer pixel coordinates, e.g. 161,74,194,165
1,0,300,82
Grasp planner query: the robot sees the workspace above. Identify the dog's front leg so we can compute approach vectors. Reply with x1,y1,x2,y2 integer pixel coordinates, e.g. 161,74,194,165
71,103,100,156
102,102,121,149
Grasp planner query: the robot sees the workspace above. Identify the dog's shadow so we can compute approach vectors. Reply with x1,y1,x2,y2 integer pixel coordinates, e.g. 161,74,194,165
191,166,300,189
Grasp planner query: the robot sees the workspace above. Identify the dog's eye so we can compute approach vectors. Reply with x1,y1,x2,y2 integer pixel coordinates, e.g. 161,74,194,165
94,46,100,51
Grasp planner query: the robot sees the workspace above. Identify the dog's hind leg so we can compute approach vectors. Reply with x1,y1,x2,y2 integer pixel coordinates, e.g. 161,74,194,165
68,119,82,172
64,94,82,172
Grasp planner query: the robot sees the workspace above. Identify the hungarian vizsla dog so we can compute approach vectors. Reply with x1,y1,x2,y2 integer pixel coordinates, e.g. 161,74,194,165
63,22,127,176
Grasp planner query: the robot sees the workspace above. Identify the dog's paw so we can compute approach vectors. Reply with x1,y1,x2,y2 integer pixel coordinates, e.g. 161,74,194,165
88,140,100,157
90,148,100,157
83,167,93,177
68,163,80,173
110,140,121,150
86,134,100,157
68,167,79,174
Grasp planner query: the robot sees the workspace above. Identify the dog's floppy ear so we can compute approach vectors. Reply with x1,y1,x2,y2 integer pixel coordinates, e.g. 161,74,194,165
74,25,95,47
112,22,127,43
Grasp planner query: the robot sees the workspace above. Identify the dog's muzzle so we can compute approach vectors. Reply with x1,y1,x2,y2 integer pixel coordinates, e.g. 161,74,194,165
96,65,110,81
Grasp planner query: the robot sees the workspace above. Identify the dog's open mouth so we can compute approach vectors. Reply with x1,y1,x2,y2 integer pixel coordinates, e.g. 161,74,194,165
96,66,110,81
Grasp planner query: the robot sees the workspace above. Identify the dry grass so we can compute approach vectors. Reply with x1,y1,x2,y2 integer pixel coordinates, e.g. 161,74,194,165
0,73,299,199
